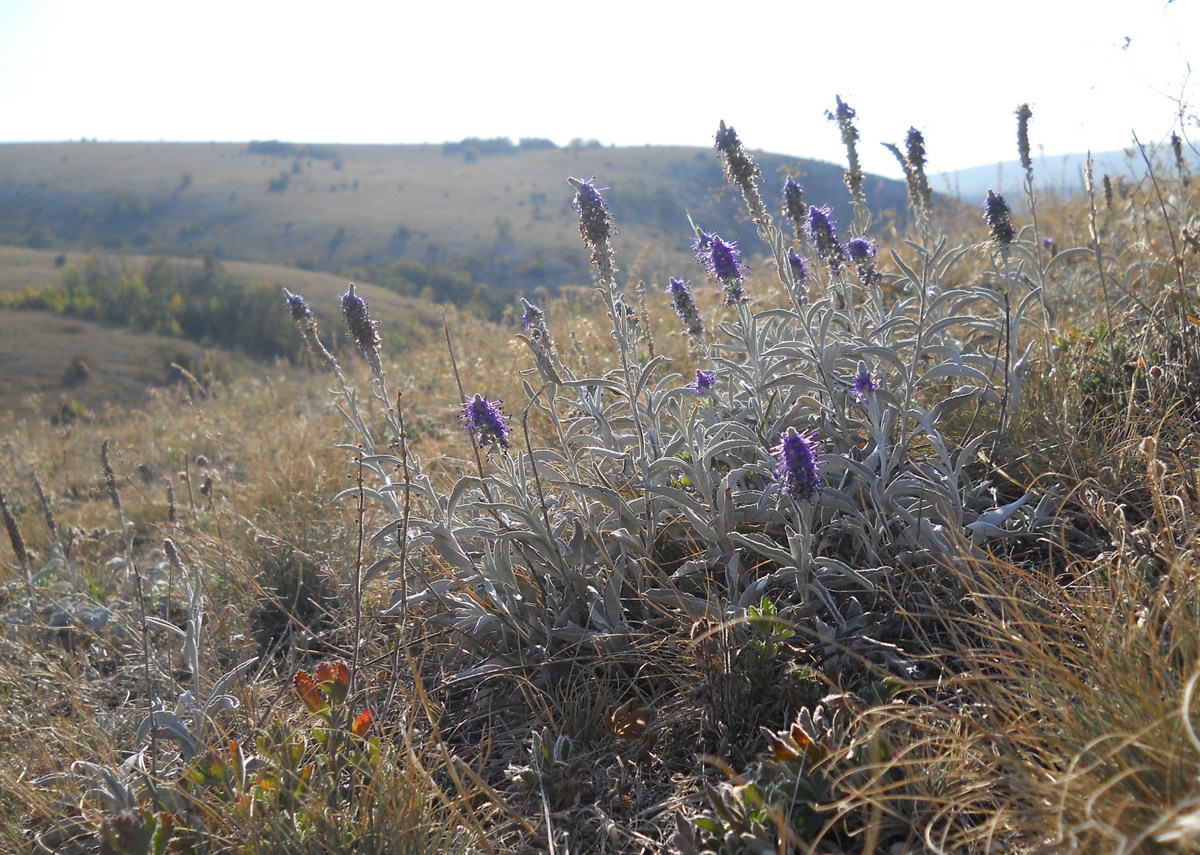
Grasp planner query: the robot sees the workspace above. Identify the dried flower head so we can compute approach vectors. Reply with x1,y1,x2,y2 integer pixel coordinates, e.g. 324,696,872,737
693,231,749,306
782,178,808,240
715,121,768,225
905,127,934,218
1015,103,1033,175
773,427,822,501
341,283,382,372
0,485,28,567
688,369,716,396
715,121,761,189
983,190,1016,247
462,394,511,453
666,277,704,337
827,96,866,220
100,438,121,514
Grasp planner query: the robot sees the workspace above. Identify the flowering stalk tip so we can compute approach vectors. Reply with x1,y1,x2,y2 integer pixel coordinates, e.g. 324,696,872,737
693,230,749,306
983,190,1016,247
773,427,822,501
462,394,511,453
782,178,808,240
851,362,878,402
843,236,881,286
341,283,382,371
285,291,312,323
688,369,716,396
570,177,614,250
804,206,845,274
520,298,546,334
666,277,704,337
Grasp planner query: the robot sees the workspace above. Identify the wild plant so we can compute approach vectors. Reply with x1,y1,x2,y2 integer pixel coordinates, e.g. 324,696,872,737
287,105,1058,766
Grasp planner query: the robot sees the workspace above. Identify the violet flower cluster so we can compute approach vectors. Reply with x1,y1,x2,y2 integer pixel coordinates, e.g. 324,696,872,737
844,236,881,286
286,292,312,323
851,364,878,402
520,299,546,334
714,122,761,189
786,251,809,286
572,178,614,252
462,394,511,454
693,231,749,306
688,369,716,396
341,283,382,373
773,427,822,501
666,277,704,338
804,206,846,275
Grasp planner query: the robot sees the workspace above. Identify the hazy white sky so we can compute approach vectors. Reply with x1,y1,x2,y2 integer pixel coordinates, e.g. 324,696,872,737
1,0,1196,178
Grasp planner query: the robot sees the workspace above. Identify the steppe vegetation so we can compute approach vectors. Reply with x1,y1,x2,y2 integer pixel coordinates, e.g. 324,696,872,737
2,100,1200,854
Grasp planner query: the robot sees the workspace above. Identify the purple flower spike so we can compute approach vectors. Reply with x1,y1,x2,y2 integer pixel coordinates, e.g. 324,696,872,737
461,394,511,453
666,277,704,337
773,427,822,501
782,178,807,232
693,231,749,306
787,251,809,285
572,177,614,249
715,122,761,187
852,363,878,402
341,283,381,370
905,127,927,170
688,369,716,396
804,206,845,273
844,237,877,262
285,292,311,323
520,299,546,333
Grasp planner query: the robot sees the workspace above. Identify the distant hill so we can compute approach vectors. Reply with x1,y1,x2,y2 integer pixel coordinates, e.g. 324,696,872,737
934,143,1199,203
0,140,911,306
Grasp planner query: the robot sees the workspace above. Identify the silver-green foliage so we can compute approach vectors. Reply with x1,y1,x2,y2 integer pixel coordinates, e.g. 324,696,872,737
324,123,1055,678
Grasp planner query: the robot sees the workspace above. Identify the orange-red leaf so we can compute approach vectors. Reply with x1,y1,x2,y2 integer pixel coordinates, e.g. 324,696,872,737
315,660,351,705
293,670,328,712
351,706,376,737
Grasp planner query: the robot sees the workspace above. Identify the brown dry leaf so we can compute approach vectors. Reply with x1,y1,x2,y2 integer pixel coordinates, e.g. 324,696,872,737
606,698,652,739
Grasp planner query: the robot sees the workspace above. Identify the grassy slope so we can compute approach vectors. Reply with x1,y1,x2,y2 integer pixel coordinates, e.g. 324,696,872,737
0,245,492,419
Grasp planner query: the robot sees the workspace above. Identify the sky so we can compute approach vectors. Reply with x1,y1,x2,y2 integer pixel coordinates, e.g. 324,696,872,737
1,0,1197,179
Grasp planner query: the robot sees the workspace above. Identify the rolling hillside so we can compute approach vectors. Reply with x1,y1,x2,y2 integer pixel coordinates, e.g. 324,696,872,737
0,139,910,298
0,246,488,420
